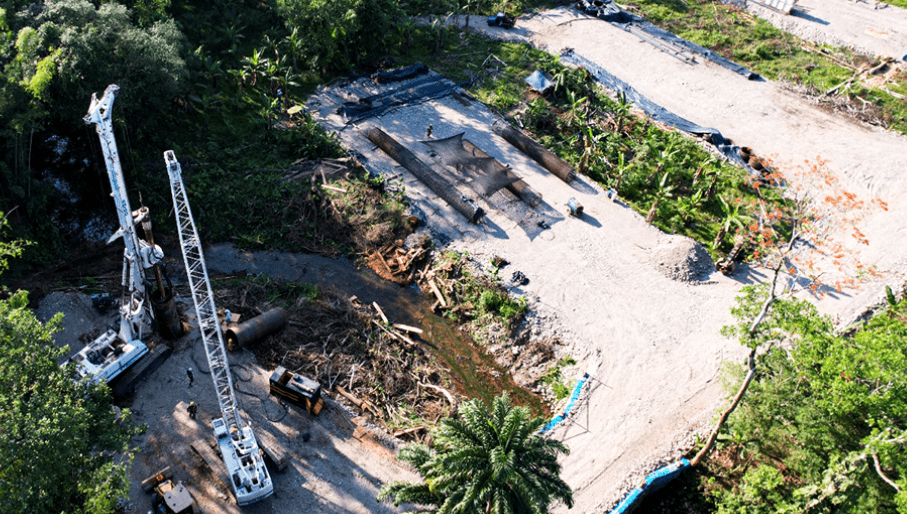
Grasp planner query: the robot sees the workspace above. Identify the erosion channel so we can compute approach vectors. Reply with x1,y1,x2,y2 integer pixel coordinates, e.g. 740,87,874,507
203,242,547,417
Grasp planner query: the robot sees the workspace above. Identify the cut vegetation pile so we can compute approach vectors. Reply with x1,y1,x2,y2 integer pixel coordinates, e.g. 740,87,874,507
216,276,459,437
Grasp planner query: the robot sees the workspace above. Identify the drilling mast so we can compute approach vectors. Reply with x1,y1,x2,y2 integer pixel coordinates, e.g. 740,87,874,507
164,150,273,505
70,84,165,382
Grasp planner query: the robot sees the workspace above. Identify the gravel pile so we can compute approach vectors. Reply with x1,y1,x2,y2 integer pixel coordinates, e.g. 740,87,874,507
652,235,715,282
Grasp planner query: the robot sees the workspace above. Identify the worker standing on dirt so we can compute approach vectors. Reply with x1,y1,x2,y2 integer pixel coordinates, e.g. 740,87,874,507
186,367,194,387
187,401,198,419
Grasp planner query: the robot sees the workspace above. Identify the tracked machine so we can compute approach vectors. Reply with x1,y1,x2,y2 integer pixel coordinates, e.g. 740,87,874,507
164,151,274,505
66,85,181,394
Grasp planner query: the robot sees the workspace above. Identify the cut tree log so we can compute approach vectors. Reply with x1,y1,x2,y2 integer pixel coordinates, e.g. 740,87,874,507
428,278,447,307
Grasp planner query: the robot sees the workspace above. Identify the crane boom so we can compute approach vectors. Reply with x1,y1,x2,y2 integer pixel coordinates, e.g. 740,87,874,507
85,84,160,345
164,150,273,505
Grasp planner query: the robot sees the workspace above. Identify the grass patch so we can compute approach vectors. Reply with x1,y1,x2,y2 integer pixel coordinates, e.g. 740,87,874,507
541,355,578,400
625,0,907,134
432,251,528,333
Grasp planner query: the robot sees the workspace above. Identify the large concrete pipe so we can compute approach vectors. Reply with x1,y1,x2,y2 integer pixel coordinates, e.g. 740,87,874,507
225,307,288,351
460,138,543,207
366,127,484,223
492,120,576,183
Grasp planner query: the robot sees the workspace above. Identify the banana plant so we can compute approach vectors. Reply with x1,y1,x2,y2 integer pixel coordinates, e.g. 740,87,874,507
713,195,749,250
646,171,676,224
676,187,705,225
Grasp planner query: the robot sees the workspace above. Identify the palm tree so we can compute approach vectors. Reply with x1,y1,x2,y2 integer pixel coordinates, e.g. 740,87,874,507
378,394,573,513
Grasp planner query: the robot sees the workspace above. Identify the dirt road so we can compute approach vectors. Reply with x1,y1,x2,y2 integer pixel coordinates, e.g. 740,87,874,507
747,0,907,60
37,283,416,514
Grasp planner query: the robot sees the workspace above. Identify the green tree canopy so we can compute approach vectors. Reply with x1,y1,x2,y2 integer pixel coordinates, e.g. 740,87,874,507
4,0,188,133
274,0,403,71
378,393,574,513
712,285,907,513
0,224,143,514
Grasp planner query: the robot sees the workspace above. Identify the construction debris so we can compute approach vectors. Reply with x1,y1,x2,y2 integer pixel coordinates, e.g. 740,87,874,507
278,157,358,184
367,236,432,284
218,280,460,437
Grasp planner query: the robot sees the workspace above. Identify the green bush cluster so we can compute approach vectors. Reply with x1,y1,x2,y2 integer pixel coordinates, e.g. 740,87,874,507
708,285,907,513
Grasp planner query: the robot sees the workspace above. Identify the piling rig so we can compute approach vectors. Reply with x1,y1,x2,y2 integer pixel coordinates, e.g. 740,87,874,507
164,150,273,505
67,84,181,385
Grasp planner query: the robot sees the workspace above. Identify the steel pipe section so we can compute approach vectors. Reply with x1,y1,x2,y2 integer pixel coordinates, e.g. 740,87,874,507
367,127,484,224
493,120,576,183
225,307,288,352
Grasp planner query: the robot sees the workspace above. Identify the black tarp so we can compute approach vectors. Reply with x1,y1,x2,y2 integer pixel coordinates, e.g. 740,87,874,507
421,133,521,197
339,73,456,123
559,49,755,174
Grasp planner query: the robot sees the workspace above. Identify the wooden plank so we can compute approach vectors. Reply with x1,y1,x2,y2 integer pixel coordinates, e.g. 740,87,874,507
249,423,289,471
141,466,173,492
392,323,423,335
190,439,232,496
110,343,172,399
372,301,389,324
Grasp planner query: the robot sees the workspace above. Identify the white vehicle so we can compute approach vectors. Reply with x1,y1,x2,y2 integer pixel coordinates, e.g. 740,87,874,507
164,150,273,505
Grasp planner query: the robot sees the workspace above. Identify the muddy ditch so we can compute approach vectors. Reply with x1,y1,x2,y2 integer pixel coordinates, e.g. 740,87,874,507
190,244,552,441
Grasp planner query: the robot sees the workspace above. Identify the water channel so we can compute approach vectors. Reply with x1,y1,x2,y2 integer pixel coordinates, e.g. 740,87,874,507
203,243,547,416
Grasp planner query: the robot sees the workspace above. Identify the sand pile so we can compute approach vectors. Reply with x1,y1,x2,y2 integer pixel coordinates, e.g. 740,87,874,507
651,235,715,282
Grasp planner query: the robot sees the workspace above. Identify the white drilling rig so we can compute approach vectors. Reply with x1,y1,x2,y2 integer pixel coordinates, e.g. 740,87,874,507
164,150,274,505
68,84,170,383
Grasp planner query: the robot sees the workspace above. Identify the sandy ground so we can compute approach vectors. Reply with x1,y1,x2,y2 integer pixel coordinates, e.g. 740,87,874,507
308,75,750,513
745,0,907,60
305,6,907,512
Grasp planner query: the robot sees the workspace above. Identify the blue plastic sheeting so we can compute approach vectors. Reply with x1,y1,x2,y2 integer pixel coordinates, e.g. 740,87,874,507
525,70,555,94
608,459,691,514
541,372,590,433
559,49,756,175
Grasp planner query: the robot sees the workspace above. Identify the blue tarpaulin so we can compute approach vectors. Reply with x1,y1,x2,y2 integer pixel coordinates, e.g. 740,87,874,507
608,459,691,514
541,372,590,433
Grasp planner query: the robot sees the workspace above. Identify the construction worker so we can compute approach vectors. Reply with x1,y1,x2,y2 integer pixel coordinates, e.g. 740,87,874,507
187,401,198,419
186,367,194,387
